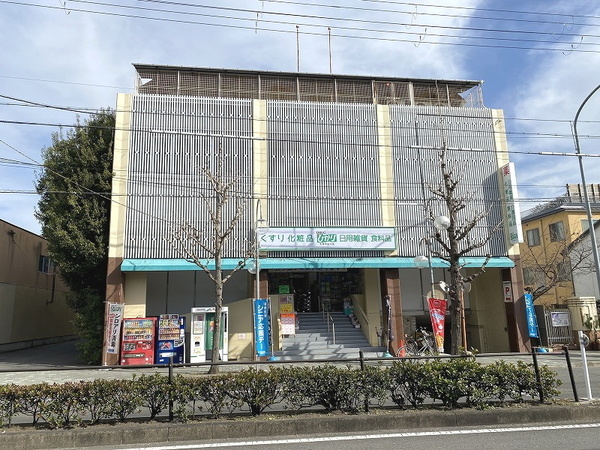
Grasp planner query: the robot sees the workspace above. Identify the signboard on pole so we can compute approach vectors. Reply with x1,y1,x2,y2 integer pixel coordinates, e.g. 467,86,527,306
503,281,514,303
427,298,447,353
500,163,524,245
106,302,124,355
524,292,539,338
253,298,271,357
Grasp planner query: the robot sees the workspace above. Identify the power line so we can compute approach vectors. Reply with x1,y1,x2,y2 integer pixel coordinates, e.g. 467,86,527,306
4,0,600,53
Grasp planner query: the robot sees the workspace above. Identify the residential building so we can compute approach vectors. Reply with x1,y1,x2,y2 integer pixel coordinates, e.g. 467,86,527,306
570,222,600,300
0,219,74,351
103,64,529,364
520,184,600,307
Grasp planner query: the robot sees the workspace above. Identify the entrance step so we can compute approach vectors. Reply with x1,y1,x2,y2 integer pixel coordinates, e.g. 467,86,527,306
274,312,386,360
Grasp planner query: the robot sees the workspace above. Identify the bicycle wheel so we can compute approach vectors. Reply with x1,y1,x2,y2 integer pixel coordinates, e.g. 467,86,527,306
397,341,418,357
421,336,438,356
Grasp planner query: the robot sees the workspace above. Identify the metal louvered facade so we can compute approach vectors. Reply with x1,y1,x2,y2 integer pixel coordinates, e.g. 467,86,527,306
134,64,484,108
390,105,505,256
121,66,508,261
124,95,254,259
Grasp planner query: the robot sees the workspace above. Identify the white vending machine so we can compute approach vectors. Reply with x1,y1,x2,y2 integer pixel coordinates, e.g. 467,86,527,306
189,307,229,363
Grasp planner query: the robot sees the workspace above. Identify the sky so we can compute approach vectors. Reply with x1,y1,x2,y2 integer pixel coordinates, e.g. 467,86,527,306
2,0,600,235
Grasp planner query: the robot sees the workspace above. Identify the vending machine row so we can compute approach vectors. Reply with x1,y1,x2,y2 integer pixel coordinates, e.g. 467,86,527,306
119,309,229,365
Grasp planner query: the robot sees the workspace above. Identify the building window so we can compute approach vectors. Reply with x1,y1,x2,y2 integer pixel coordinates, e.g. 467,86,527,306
549,221,566,242
557,261,572,282
526,228,541,247
38,255,53,274
523,267,545,287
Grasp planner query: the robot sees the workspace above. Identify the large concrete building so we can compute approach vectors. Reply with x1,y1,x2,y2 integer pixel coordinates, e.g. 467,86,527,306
1,219,74,351
103,64,529,364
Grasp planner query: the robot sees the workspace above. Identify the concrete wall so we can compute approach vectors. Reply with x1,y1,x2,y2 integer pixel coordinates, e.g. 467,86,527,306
0,220,74,349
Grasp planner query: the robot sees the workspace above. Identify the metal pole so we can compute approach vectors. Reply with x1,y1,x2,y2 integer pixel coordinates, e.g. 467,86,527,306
168,356,174,421
573,85,600,301
531,348,545,404
563,345,579,402
578,330,594,400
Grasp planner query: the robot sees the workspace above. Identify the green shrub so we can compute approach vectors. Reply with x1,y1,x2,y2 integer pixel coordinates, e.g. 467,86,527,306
0,358,564,425
388,360,431,408
536,364,562,402
103,379,142,422
0,384,22,427
173,374,238,420
357,365,389,412
227,368,284,416
79,379,116,424
17,383,47,425
133,374,172,420
38,382,85,429
281,365,365,413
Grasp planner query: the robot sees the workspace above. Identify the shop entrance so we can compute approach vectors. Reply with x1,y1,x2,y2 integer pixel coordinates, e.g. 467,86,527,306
268,269,363,313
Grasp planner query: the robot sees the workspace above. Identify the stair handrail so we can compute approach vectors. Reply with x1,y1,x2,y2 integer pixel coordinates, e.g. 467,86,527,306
327,312,336,345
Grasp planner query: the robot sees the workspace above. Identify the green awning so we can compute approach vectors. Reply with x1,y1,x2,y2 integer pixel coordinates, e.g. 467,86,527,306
121,256,515,271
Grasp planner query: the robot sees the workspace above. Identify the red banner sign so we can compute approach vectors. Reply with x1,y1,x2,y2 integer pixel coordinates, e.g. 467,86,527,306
427,298,447,353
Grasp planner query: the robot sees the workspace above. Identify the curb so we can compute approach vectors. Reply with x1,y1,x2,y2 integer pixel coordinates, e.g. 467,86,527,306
3,403,600,450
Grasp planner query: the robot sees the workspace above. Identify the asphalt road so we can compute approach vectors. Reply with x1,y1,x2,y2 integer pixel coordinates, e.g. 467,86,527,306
56,422,600,450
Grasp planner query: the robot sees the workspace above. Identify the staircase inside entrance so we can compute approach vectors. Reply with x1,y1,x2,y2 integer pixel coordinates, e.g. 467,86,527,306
274,312,386,360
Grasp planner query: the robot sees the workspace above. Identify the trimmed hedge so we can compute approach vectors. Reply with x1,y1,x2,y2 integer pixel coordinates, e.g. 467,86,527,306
0,359,561,428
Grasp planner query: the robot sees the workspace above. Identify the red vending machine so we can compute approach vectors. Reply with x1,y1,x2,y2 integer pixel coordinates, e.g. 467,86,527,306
120,317,157,365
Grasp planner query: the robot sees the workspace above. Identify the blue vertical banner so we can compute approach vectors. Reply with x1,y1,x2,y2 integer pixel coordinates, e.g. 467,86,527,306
524,293,539,338
253,298,271,357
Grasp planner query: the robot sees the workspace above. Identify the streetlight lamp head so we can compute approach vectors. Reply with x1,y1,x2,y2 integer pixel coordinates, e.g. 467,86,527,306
246,260,257,275
434,215,451,230
413,255,429,268
437,280,450,293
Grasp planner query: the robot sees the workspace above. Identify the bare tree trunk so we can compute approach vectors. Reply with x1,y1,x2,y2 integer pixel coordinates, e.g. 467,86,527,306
449,262,462,355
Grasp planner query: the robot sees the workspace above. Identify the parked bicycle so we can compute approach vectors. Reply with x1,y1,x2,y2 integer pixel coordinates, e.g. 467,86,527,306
397,328,438,357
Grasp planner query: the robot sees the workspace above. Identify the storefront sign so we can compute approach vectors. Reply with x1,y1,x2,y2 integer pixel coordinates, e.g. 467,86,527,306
500,163,524,245
524,293,539,338
253,298,271,357
551,311,570,327
106,303,124,355
279,295,294,313
427,298,447,353
503,281,513,303
280,313,296,335
258,227,396,251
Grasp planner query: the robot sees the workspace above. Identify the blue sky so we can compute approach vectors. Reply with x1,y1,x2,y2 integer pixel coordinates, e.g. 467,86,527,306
1,0,600,234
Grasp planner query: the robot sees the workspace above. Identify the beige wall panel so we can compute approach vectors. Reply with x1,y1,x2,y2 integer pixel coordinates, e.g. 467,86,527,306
227,297,254,360
124,272,147,318
0,284,15,343
4,285,74,343
468,269,509,352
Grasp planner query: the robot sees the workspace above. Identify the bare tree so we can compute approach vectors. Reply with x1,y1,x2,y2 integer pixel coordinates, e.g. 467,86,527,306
170,143,251,374
521,229,595,302
427,145,498,355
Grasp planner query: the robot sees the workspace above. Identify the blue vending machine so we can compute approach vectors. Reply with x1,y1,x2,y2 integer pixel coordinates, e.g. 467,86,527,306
156,314,186,364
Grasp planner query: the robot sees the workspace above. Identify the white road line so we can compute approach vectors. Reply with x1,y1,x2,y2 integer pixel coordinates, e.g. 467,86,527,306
124,423,600,450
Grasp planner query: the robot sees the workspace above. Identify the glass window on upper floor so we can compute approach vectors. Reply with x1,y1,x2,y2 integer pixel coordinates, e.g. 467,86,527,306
556,260,572,282
523,267,545,287
549,221,566,242
526,228,541,247
581,218,599,233
38,255,54,274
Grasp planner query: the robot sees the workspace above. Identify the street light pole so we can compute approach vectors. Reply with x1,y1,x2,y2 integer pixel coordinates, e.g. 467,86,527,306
573,85,600,302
